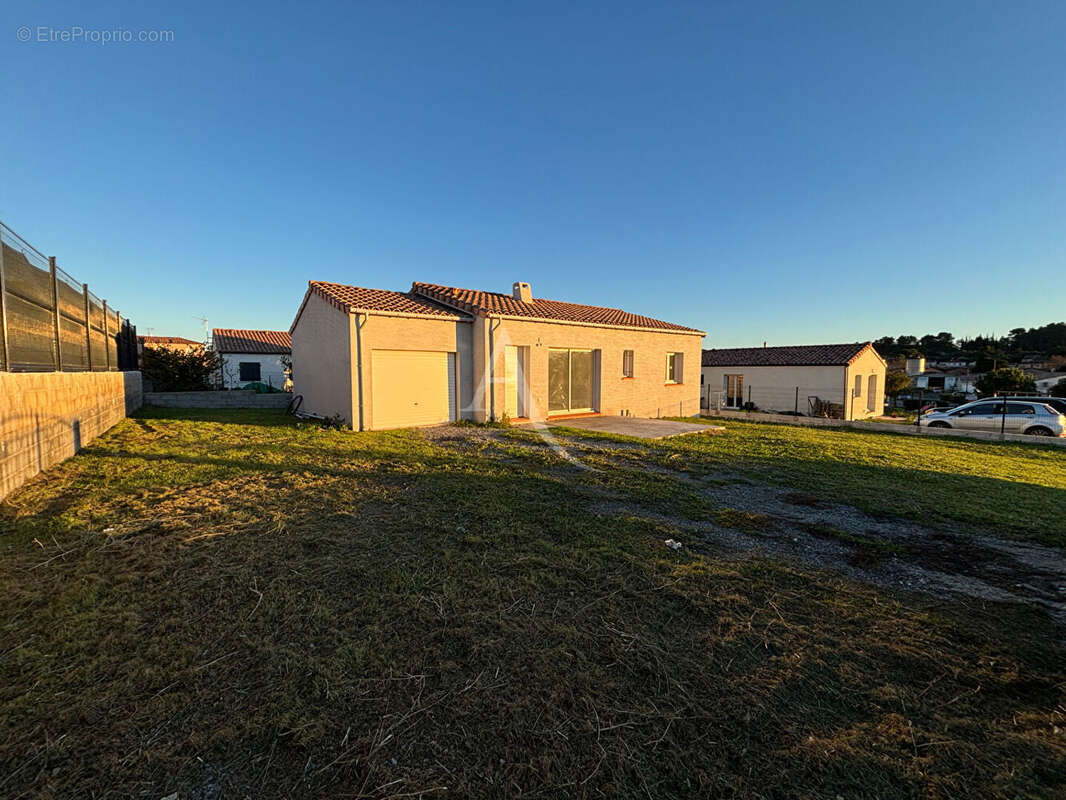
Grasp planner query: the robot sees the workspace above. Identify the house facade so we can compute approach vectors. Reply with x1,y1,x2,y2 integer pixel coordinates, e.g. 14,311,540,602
212,329,291,390
290,280,704,430
701,342,886,420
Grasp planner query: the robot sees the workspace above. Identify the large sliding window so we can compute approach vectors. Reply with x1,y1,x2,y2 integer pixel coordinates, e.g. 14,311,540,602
724,374,744,408
548,348,595,414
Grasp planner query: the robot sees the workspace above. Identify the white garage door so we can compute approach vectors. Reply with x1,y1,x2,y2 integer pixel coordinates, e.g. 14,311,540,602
370,350,456,430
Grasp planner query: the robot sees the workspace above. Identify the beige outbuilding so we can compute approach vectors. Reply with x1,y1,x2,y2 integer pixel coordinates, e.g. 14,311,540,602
290,280,705,430
700,342,886,420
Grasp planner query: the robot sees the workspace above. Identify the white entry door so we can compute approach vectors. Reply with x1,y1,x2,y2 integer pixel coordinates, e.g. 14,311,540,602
370,350,456,430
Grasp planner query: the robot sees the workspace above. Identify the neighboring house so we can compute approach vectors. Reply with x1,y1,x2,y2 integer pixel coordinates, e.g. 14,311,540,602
212,329,291,390
290,280,704,430
1029,369,1066,395
914,368,979,396
137,335,202,355
701,342,886,421
927,359,975,369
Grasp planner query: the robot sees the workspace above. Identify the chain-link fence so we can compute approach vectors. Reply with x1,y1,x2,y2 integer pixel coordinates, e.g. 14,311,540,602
0,220,137,372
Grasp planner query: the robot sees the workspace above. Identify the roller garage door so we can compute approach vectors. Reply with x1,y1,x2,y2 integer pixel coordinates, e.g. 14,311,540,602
370,350,456,429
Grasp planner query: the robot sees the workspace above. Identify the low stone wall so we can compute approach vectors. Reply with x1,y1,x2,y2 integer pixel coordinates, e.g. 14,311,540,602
702,408,1066,447
144,391,291,409
0,371,143,500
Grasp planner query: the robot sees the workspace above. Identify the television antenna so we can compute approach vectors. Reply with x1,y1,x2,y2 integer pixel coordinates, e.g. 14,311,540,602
193,315,210,345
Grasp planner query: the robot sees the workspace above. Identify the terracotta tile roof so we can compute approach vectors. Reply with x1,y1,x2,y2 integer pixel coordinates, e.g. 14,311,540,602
212,329,292,354
411,283,703,333
308,281,469,318
702,342,879,368
138,336,200,345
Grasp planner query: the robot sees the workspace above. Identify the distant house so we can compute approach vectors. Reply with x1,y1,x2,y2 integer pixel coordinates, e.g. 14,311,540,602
289,280,704,430
927,358,975,369
137,335,201,356
914,368,979,396
701,342,886,420
1028,369,1066,395
212,329,291,390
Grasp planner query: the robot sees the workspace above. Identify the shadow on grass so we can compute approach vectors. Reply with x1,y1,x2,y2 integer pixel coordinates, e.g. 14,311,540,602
2,456,1064,798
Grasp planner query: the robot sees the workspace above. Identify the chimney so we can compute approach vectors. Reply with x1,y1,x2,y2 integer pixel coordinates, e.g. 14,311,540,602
763,341,767,348
512,282,532,303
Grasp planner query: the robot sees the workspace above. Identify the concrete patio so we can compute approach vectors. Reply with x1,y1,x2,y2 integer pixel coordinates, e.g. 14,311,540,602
547,415,724,439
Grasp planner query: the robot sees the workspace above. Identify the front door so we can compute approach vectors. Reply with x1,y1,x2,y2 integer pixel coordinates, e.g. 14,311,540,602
548,348,595,415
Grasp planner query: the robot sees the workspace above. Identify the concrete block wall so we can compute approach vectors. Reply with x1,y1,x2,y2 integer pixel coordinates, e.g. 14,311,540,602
0,371,143,500
143,391,291,409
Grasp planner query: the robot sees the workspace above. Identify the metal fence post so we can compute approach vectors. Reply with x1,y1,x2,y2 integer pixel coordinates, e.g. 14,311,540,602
83,283,93,370
49,257,63,371
0,234,9,370
102,299,111,370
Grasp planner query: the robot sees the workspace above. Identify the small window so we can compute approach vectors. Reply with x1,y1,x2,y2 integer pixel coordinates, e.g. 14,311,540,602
666,352,683,383
853,374,863,397
239,362,261,382
622,349,634,378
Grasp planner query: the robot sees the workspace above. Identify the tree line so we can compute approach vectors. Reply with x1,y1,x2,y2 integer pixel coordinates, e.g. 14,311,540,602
874,321,1066,372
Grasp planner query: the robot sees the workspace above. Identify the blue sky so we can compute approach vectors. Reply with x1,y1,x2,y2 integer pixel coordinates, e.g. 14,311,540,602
2,1,1064,345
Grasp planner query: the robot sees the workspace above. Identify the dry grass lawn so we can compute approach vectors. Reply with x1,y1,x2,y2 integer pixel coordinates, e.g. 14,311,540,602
1,408,1064,798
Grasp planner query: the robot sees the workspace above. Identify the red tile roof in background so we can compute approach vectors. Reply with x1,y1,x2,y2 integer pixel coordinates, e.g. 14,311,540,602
138,336,200,345
212,329,292,354
702,342,880,367
412,282,704,333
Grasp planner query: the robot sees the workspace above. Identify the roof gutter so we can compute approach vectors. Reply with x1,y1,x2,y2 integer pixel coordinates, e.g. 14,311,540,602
354,312,367,431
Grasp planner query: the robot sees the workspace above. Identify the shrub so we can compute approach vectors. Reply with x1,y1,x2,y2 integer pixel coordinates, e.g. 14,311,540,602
141,346,224,392
976,367,1036,397
884,370,912,401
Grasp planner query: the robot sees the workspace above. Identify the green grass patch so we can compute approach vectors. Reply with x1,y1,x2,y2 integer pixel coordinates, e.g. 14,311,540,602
659,416,1066,545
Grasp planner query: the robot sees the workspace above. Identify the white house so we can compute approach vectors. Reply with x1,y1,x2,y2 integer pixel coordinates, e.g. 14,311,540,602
212,329,291,390
914,368,979,396
1030,370,1066,396
701,342,886,421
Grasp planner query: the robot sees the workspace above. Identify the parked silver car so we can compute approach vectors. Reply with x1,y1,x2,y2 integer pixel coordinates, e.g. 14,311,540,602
919,399,1066,436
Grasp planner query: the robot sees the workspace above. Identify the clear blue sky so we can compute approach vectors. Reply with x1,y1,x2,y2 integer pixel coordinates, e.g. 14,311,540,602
3,1,1064,345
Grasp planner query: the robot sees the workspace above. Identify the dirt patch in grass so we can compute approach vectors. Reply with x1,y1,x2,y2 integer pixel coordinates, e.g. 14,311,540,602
1,411,1064,798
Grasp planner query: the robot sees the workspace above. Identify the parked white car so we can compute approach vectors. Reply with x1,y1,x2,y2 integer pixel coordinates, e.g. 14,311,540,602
919,399,1066,437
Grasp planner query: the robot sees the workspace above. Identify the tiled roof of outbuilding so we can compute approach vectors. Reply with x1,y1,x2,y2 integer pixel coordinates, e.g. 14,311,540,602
212,329,292,354
702,342,879,367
